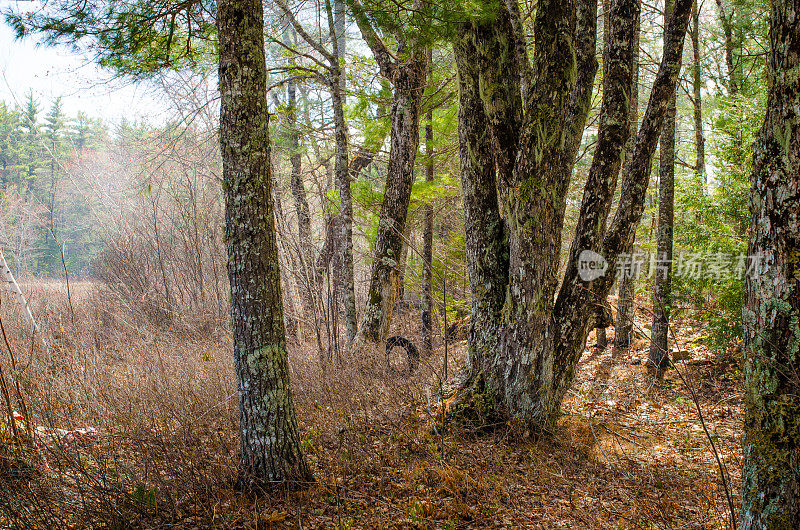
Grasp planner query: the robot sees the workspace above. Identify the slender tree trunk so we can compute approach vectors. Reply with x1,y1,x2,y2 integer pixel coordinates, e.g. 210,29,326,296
356,52,428,344
421,106,434,356
740,0,800,525
614,274,635,347
330,69,358,346
691,0,705,187
284,26,315,328
217,0,311,485
395,219,412,312
715,0,739,96
649,0,677,372
614,0,640,351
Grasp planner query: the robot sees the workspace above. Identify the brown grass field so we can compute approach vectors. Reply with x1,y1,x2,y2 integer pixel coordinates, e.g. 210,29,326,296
0,281,742,528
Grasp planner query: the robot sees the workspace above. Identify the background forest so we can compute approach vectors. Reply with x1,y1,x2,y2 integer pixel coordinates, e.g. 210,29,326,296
0,0,790,527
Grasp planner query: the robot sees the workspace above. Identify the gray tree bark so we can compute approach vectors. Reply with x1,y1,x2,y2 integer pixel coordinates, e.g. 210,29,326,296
421,106,434,356
740,0,800,525
277,0,358,345
649,0,677,372
284,27,316,330
614,1,640,351
691,0,705,186
715,0,739,96
218,0,312,485
453,0,691,429
353,2,428,344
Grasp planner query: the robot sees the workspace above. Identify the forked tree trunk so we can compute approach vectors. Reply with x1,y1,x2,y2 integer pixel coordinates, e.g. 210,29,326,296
217,0,311,485
649,0,677,372
740,0,800,525
453,0,691,429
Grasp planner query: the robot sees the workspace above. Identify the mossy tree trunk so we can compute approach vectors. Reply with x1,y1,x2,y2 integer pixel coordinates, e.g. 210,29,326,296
740,0,800,525
453,0,690,429
217,0,312,486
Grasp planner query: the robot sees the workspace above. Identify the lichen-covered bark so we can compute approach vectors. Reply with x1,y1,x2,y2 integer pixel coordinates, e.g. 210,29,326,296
217,0,311,485
648,0,677,371
454,20,508,377
600,0,691,287
561,0,600,180
354,8,428,343
549,0,639,423
453,0,691,430
740,0,800,525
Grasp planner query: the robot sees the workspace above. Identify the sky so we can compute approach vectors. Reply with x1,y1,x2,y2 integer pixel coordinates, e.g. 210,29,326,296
0,4,169,125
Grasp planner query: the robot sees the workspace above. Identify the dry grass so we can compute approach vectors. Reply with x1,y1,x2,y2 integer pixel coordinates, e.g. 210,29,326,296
0,282,742,528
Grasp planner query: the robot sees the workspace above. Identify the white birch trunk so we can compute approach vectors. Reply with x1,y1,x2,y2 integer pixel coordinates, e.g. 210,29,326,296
0,247,45,346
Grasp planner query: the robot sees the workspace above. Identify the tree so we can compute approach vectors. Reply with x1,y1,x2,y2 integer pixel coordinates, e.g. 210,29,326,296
42,96,66,275
690,0,705,187
421,103,434,356
351,0,429,345
6,0,313,487
740,0,800,525
649,0,678,372
452,0,691,428
275,0,359,345
217,0,312,485
0,102,21,188
19,91,40,192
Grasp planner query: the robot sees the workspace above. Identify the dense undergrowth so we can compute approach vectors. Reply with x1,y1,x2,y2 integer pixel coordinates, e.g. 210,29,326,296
1,282,742,528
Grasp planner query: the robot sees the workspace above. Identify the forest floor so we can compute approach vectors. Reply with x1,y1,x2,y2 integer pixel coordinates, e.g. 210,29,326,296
0,285,743,528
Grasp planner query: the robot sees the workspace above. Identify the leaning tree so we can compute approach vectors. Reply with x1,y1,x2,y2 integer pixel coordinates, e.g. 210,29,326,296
740,0,800,525
451,0,692,429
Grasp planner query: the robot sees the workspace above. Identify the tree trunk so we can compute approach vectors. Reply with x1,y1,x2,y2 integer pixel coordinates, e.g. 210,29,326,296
614,0,640,350
740,0,800,525
453,20,507,378
453,0,691,429
330,64,358,347
355,35,427,343
217,0,311,485
649,0,677,372
614,274,635,348
421,106,434,356
284,26,315,329
714,0,739,96
690,0,705,187
395,219,412,312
